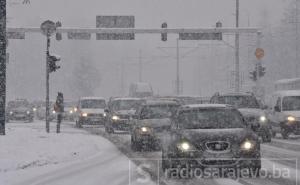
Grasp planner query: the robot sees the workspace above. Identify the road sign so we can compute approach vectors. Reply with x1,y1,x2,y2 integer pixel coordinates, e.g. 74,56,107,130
255,48,264,60
40,20,56,36
179,33,222,40
7,31,25,39
96,16,135,40
67,32,91,40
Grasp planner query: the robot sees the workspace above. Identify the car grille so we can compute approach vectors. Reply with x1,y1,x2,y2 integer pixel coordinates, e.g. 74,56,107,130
244,116,257,123
88,113,103,118
205,141,230,152
201,159,237,166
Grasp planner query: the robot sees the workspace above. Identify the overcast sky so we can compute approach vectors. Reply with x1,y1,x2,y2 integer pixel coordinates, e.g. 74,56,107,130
6,0,288,100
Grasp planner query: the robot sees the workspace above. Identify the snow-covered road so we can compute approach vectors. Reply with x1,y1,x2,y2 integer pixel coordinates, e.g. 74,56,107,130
0,121,156,185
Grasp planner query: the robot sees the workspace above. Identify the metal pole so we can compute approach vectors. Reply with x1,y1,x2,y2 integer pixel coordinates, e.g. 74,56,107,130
46,35,50,133
176,38,180,95
256,32,262,97
0,0,6,135
138,49,142,82
296,0,299,77
235,0,240,92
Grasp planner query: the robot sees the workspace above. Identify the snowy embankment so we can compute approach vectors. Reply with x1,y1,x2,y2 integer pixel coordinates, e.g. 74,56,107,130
0,122,154,185
0,122,103,173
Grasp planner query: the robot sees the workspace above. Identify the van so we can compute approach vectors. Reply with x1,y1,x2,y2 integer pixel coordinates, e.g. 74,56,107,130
267,90,300,139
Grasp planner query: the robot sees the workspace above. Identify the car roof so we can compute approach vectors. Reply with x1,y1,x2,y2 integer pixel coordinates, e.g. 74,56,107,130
274,90,300,97
143,100,180,106
80,97,105,100
111,97,142,101
217,92,254,97
181,104,233,110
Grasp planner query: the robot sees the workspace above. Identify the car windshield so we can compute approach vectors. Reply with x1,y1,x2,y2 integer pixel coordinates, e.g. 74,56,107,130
282,96,300,111
177,108,245,129
218,96,260,109
8,101,30,108
140,104,178,119
112,100,141,111
81,99,106,109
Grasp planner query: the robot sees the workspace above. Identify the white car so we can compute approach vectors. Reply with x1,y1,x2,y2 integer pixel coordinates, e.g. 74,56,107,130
75,97,106,128
267,90,300,139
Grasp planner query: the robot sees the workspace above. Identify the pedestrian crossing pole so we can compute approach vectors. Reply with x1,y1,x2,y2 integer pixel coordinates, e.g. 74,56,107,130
0,0,6,135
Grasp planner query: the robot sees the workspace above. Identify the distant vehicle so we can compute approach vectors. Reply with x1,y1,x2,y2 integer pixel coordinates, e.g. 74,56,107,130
274,78,300,91
210,92,272,142
35,101,56,121
63,101,77,121
267,90,300,139
75,97,106,128
6,99,34,122
105,97,145,133
130,100,180,151
161,104,261,178
129,82,153,98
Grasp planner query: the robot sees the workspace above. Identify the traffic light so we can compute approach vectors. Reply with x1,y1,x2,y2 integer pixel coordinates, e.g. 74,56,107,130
55,21,62,41
161,22,167,41
249,64,266,81
216,21,222,40
48,54,61,73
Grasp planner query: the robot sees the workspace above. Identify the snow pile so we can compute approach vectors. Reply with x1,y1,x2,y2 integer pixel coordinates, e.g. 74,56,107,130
0,122,103,173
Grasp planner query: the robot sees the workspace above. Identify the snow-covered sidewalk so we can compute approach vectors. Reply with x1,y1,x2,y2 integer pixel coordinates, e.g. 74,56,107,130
0,121,156,185
0,122,103,173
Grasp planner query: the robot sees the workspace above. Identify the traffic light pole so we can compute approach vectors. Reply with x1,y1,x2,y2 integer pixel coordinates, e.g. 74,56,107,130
0,0,6,135
255,32,262,98
46,34,50,133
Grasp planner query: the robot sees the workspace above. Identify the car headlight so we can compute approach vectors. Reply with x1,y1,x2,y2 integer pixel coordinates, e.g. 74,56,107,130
103,113,107,117
82,113,88,117
74,107,78,112
259,115,267,123
287,116,296,122
33,108,37,112
112,115,120,120
52,110,56,114
26,111,30,114
9,111,13,115
241,140,255,150
138,126,152,134
69,110,73,114
177,141,196,152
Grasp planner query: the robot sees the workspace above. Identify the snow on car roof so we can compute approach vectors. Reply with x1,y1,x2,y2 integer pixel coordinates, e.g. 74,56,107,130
182,104,231,109
112,97,141,101
80,97,105,100
274,90,300,97
219,92,254,97
144,100,179,106
275,78,300,84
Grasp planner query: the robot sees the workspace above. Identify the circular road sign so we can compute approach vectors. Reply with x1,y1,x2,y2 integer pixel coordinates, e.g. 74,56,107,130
40,20,56,36
255,48,265,60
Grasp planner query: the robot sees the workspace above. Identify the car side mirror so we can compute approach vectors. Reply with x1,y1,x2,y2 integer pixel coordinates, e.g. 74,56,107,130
274,106,280,112
104,108,110,113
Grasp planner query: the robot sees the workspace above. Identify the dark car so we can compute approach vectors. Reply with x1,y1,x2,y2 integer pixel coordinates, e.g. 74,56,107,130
105,97,144,133
130,100,180,151
210,92,272,142
6,99,34,122
161,104,261,178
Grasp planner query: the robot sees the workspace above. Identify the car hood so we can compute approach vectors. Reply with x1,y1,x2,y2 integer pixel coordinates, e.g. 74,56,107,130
81,109,105,114
178,128,255,144
9,107,31,112
115,109,136,115
238,108,265,117
282,111,300,118
139,118,171,128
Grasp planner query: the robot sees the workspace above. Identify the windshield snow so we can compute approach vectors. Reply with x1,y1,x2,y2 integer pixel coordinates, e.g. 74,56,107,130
282,96,300,111
81,100,106,109
217,96,260,109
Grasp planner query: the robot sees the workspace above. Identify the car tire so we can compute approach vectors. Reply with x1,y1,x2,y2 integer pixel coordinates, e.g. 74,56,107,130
131,137,141,152
262,131,272,143
281,128,290,139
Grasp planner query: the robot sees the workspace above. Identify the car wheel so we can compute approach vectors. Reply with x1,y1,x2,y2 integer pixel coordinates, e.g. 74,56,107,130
281,128,290,139
262,131,272,143
131,137,141,152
